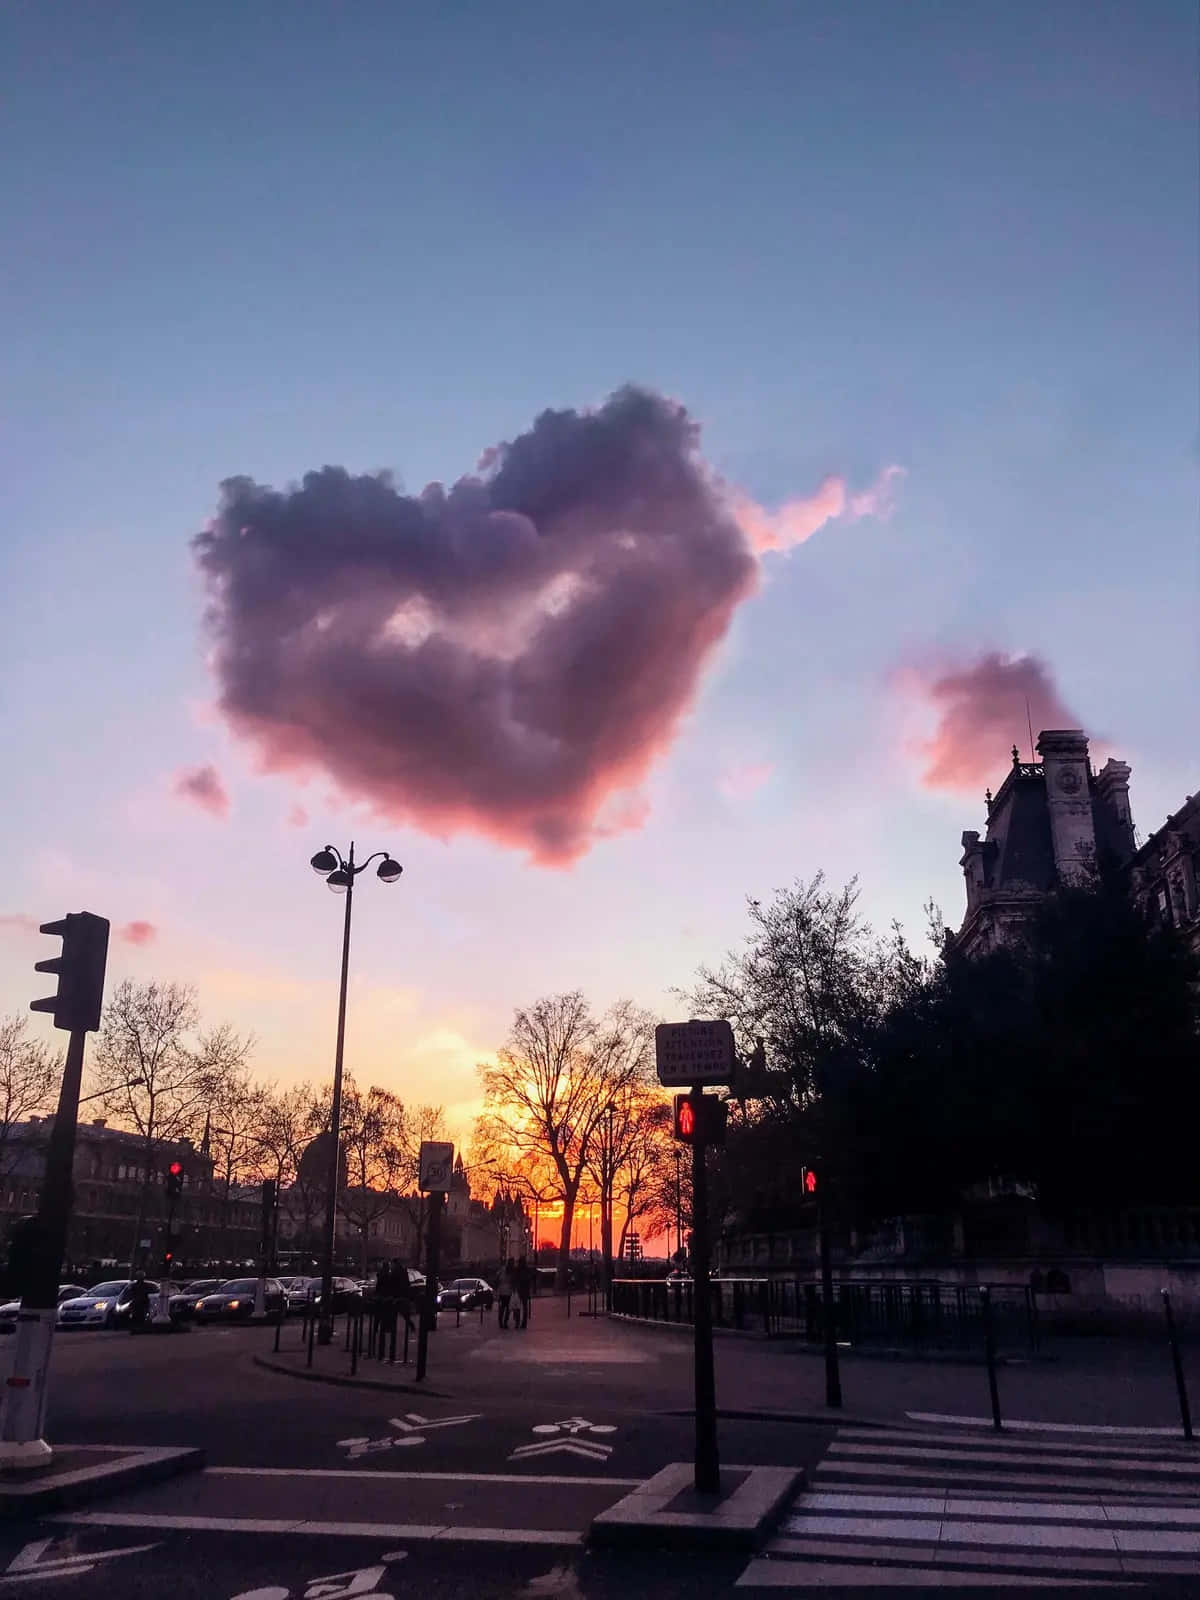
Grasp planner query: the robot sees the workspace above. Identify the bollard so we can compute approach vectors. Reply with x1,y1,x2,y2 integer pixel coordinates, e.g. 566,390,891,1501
402,1318,410,1365
456,1301,461,1328
307,1301,316,1369
1162,1290,1193,1441
350,1312,359,1377
274,1298,283,1354
980,1287,1002,1432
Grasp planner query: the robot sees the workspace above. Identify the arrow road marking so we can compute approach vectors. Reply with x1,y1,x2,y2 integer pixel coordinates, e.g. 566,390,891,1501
388,1413,481,1435
509,1439,613,1462
1,1537,159,1583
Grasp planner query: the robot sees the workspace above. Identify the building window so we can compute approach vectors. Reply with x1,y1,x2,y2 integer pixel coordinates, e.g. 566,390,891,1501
1158,887,1173,927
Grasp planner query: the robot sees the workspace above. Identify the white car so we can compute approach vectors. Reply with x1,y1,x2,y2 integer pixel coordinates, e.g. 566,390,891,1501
0,1285,88,1331
57,1280,158,1329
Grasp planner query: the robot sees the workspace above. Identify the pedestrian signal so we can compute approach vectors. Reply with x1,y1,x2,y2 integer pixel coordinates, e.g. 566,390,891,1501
802,1166,818,1196
673,1092,727,1147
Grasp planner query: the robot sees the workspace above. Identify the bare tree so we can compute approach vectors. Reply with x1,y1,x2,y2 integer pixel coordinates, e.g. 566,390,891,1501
207,1054,270,1258
479,993,655,1288
394,1104,448,1260
88,981,251,1272
250,1082,331,1257
0,1016,58,1190
337,1081,407,1276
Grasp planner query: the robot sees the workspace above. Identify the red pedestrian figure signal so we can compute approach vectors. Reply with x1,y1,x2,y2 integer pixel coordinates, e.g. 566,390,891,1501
803,1168,818,1195
676,1097,697,1141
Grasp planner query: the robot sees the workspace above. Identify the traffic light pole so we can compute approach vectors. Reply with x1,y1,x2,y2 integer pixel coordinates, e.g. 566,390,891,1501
0,1026,87,1467
416,1190,443,1382
817,1167,842,1409
691,1087,720,1495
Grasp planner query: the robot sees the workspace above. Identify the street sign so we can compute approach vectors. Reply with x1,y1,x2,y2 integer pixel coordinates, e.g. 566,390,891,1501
655,1019,736,1087
418,1141,455,1192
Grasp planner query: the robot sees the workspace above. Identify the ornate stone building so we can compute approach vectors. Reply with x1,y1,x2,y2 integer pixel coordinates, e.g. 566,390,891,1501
953,728,1199,959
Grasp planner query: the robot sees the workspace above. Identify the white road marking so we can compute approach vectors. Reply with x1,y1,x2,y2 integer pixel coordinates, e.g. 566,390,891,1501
907,1410,1190,1438
53,1512,581,1545
0,1536,159,1583
530,1417,616,1437
509,1440,612,1462
210,1467,641,1486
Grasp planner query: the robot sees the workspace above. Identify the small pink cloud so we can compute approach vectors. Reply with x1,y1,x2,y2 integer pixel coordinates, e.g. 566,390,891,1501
0,913,38,936
718,761,774,801
732,465,905,554
119,920,157,946
172,763,231,818
287,803,310,829
894,650,1096,793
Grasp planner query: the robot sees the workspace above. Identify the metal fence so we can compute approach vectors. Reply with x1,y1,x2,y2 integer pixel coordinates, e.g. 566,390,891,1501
611,1275,1041,1354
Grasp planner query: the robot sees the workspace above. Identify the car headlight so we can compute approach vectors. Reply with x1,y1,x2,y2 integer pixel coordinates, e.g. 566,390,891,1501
227,1300,240,1309
92,1301,109,1311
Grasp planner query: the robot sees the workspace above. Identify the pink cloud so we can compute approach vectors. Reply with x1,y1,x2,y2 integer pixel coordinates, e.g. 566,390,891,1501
732,465,905,553
718,761,774,800
118,920,157,946
0,913,38,936
172,763,231,819
897,651,1093,793
193,385,901,866
286,803,310,829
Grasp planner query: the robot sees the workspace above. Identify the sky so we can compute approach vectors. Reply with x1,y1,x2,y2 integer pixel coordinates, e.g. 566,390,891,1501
3,1,1197,1152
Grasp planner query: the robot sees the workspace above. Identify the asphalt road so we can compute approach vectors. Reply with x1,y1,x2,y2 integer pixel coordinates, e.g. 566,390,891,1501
10,1305,1200,1596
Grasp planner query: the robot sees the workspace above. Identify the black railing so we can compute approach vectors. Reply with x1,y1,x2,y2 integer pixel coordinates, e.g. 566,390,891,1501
611,1275,1040,1354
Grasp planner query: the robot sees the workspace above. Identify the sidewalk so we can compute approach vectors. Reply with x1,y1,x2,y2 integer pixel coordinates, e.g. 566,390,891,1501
257,1295,1200,1436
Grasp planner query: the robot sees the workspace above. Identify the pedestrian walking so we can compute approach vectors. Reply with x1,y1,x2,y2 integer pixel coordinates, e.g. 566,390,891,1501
496,1257,515,1328
127,1271,151,1335
392,1260,416,1336
515,1255,534,1329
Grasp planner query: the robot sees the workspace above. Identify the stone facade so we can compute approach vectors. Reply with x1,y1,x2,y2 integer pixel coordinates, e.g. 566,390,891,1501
952,728,1199,959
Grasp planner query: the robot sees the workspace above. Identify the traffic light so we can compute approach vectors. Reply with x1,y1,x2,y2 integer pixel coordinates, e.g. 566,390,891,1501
673,1092,728,1147
166,1161,184,1202
161,1245,175,1275
801,1166,819,1197
30,912,110,1033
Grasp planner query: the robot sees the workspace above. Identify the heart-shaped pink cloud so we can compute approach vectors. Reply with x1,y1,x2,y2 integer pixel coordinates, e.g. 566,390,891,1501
194,386,898,863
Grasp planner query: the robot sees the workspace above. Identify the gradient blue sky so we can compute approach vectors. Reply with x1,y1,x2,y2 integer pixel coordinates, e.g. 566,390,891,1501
4,1,1196,1139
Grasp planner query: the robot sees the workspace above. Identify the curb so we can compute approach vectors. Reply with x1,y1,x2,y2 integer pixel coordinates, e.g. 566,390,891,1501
0,1445,204,1520
252,1352,453,1399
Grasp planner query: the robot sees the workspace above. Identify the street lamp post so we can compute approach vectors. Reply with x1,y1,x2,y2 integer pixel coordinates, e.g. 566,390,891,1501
309,841,403,1344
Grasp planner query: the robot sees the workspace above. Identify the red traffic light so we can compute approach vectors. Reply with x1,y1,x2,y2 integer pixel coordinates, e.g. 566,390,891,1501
676,1098,697,1140
168,1161,183,1177
803,1167,818,1194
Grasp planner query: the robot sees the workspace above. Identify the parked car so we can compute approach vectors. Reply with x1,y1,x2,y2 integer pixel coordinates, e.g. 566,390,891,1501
0,1284,89,1331
167,1279,224,1319
309,1276,363,1314
194,1277,286,1321
58,1280,160,1329
436,1277,494,1311
277,1275,316,1314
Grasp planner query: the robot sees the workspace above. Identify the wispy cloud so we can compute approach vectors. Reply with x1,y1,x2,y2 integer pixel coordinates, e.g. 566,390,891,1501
731,465,904,553
717,761,774,800
0,913,38,936
286,803,310,829
118,920,157,946
172,763,231,819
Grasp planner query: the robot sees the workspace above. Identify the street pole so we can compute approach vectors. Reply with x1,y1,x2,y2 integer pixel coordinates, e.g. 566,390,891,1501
416,1191,443,1382
0,1027,87,1468
817,1166,842,1409
319,844,355,1345
674,1149,682,1260
691,1089,719,1495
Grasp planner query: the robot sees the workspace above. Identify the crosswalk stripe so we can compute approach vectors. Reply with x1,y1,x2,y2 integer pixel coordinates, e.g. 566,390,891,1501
838,1425,1200,1461
735,1419,1200,1589
816,1459,1200,1495
828,1439,1200,1476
